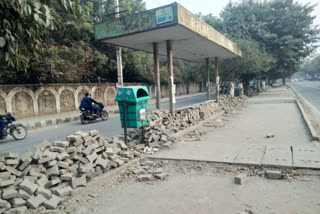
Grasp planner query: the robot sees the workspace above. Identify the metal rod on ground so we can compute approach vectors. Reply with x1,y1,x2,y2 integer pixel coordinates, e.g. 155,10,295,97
115,0,123,87
122,99,127,145
215,57,219,102
153,42,161,109
141,125,146,146
166,40,175,117
206,58,210,100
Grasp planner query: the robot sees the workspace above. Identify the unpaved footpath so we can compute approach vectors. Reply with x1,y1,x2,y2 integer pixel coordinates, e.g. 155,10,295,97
57,87,320,214
60,160,320,214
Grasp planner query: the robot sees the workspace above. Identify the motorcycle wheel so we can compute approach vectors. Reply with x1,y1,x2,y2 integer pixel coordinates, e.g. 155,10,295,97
101,111,109,121
80,115,89,124
12,126,27,140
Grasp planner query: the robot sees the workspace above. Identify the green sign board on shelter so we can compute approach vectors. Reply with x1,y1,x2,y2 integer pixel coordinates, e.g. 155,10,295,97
156,6,174,25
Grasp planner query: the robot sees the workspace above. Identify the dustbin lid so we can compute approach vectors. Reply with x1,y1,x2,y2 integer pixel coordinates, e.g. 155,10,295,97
115,86,151,103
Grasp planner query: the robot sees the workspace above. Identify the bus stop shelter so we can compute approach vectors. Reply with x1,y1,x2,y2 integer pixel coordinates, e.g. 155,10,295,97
94,2,242,117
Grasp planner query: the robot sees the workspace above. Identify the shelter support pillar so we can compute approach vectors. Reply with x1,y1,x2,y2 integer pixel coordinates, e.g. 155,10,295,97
166,40,175,117
215,57,219,102
153,42,161,109
206,58,210,100
115,0,123,87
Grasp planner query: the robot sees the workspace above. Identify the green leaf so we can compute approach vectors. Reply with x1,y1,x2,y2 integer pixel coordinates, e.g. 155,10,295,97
39,18,46,26
60,0,67,10
5,52,9,62
34,2,41,10
0,37,6,48
34,13,39,22
28,5,32,15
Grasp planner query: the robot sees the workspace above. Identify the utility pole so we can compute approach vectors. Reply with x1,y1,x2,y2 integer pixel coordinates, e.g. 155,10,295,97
115,0,123,87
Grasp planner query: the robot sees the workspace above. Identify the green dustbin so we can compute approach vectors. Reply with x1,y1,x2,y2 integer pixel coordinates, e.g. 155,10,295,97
115,86,151,128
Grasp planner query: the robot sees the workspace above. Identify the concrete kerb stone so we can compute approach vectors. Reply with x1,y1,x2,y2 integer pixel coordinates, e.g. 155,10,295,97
287,84,320,142
148,157,301,171
296,100,320,142
265,170,282,180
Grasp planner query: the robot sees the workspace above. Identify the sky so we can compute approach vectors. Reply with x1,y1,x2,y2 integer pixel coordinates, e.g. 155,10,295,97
144,0,320,54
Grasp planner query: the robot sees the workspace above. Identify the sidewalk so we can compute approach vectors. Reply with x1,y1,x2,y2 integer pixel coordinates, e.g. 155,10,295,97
19,92,207,129
151,87,320,169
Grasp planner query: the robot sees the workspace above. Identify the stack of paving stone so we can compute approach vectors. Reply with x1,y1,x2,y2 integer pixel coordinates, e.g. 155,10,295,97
128,95,245,150
127,160,168,182
0,130,138,214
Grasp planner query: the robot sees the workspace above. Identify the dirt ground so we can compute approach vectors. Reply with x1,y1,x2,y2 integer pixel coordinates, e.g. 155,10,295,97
28,88,320,214
58,160,320,214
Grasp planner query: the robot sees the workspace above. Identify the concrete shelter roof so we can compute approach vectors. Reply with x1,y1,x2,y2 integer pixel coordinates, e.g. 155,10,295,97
94,2,242,62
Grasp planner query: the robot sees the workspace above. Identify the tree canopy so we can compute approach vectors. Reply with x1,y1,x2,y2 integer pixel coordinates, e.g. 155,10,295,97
0,0,319,87
300,55,320,79
216,0,319,86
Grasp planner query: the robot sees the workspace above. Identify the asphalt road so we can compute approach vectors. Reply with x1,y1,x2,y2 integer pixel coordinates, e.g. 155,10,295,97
0,93,215,155
290,81,320,111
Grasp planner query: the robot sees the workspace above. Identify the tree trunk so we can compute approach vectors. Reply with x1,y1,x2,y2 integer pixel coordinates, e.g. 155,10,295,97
244,79,251,96
282,77,286,85
187,81,190,94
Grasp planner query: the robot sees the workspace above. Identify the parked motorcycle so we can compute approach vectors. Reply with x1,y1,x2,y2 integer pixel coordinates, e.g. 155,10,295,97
80,103,109,124
0,112,28,140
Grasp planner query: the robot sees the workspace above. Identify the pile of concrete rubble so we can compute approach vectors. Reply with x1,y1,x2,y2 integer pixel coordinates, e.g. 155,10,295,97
0,130,138,214
128,96,245,150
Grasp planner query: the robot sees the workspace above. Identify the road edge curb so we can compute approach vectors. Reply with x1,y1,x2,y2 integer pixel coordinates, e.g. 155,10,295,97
287,84,320,142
